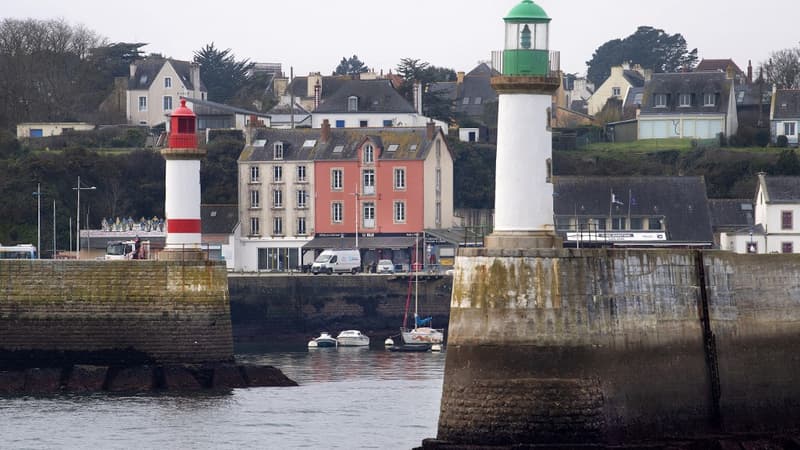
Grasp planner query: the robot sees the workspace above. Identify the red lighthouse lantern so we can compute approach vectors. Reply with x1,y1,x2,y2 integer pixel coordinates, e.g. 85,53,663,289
167,98,197,149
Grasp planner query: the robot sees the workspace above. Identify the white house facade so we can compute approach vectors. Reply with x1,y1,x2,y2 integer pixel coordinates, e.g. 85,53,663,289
719,174,800,254
638,71,738,140
127,59,206,127
586,63,646,116
236,131,316,272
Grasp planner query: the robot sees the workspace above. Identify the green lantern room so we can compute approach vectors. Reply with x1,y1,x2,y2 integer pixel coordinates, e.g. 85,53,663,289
503,0,551,76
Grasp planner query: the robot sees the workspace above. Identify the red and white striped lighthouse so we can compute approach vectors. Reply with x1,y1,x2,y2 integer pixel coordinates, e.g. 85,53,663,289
161,99,206,254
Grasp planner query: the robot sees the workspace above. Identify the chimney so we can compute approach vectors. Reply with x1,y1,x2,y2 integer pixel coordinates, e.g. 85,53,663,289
314,81,321,110
190,62,201,95
643,69,653,81
129,62,137,79
747,60,753,84
307,72,322,98
414,81,423,115
321,119,331,143
457,71,465,84
726,64,735,80
426,121,436,140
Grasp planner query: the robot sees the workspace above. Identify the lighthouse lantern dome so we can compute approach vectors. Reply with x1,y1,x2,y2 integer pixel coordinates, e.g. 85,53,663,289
503,0,551,77
168,98,197,149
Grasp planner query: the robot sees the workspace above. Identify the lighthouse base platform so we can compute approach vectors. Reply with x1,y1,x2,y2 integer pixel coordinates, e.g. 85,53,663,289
484,230,562,250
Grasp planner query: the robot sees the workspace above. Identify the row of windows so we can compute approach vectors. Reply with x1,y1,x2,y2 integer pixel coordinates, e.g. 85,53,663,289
652,93,718,108
329,201,406,224
249,216,307,236
555,216,664,232
329,167,408,191
333,119,394,128
138,95,174,112
746,242,794,254
250,189,308,209
249,165,307,183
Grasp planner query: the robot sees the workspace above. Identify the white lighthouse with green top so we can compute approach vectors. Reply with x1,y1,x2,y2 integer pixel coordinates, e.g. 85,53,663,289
486,0,561,249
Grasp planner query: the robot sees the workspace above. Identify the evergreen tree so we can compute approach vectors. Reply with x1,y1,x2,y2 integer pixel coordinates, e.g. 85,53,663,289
334,55,368,76
193,43,253,103
586,26,698,86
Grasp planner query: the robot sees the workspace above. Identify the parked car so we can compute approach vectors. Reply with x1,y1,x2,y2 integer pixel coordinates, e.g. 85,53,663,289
376,259,394,274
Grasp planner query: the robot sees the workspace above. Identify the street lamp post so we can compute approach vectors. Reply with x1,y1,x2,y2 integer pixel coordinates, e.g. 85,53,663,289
72,176,96,260
33,183,42,259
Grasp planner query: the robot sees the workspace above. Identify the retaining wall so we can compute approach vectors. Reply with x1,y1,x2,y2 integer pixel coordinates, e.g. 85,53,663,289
438,248,800,445
228,274,452,341
0,260,233,367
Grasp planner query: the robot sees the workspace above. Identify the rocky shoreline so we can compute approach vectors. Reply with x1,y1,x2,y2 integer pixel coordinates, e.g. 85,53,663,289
0,362,297,394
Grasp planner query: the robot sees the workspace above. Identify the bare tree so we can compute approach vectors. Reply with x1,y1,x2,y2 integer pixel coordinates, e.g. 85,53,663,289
763,45,800,89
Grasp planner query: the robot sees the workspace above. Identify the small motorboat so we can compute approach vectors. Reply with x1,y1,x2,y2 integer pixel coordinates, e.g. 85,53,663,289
387,343,432,352
336,330,370,347
309,332,338,348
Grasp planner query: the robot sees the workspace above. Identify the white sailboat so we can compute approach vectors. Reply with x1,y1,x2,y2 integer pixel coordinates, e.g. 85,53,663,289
400,235,444,346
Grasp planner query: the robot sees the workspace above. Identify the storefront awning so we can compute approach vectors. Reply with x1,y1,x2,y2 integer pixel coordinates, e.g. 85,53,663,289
302,235,419,251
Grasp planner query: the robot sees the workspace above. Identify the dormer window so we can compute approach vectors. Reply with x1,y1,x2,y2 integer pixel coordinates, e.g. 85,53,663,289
703,93,716,107
348,96,359,112
678,93,691,107
363,144,374,163
273,142,284,160
654,94,667,108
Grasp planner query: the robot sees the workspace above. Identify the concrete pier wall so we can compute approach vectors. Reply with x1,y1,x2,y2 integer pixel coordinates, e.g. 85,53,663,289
439,248,800,445
0,260,233,367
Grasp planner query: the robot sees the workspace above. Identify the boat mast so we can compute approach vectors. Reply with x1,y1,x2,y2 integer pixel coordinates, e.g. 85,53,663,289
414,232,419,329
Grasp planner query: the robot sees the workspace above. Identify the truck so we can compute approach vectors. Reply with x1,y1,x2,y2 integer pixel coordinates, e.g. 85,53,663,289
105,240,149,260
310,249,361,275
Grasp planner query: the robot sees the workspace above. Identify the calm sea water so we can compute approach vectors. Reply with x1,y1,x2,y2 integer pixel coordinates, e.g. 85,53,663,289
0,346,445,450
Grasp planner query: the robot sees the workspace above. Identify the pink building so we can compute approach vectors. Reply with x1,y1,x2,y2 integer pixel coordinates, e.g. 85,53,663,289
236,120,454,271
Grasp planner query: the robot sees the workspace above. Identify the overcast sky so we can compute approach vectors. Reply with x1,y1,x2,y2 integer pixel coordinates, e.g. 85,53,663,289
3,0,797,78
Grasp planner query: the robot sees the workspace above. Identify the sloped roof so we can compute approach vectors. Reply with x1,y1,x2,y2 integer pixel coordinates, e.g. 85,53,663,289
201,204,239,234
736,82,773,107
553,176,713,243
467,62,500,77
239,126,445,163
286,75,349,100
183,96,270,117
313,79,415,114
708,199,754,229
773,89,800,120
128,58,206,91
640,72,732,115
761,175,800,202
622,70,646,88
267,102,311,115
695,58,743,75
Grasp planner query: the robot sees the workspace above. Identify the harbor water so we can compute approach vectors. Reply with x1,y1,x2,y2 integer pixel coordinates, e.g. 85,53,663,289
0,346,445,449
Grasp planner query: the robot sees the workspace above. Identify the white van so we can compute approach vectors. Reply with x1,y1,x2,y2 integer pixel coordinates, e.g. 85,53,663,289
311,249,361,275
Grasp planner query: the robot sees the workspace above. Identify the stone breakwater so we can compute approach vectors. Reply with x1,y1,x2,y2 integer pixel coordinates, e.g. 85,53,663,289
427,248,800,448
0,363,297,394
0,259,234,365
0,259,303,393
